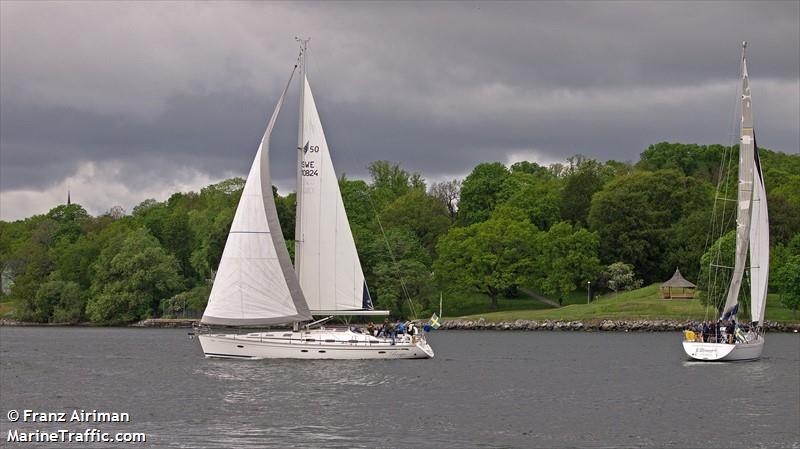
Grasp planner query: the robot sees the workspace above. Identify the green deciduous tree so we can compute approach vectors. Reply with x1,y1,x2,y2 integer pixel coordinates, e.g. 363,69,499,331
359,228,432,316
164,284,211,317
339,177,375,229
435,216,537,310
27,280,83,323
535,222,602,305
696,231,736,313
500,176,562,231
367,161,424,208
510,161,553,178
9,220,55,308
588,169,712,283
767,194,800,246
380,190,450,255
46,204,91,244
666,209,712,283
273,186,296,241
53,235,101,291
87,227,183,323
603,262,643,292
560,160,608,226
775,255,800,319
457,162,510,226
637,142,725,182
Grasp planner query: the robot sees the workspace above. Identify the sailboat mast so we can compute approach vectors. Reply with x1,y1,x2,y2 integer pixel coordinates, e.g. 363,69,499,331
295,37,309,277
741,42,753,134
721,41,755,319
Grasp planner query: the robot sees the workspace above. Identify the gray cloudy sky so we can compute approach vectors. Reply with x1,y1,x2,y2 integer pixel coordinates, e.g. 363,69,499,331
1,1,798,220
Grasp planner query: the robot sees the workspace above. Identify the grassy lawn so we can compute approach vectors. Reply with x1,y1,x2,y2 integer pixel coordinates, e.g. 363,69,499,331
0,297,20,318
561,289,593,306
441,290,552,317
765,295,799,322
523,287,596,306
455,284,799,323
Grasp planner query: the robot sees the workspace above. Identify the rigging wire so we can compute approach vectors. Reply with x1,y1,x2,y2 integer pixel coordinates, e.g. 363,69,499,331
702,47,746,323
362,190,420,320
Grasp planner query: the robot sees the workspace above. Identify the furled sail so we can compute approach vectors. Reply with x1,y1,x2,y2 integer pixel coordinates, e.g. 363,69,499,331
202,70,311,326
721,53,755,319
295,74,372,312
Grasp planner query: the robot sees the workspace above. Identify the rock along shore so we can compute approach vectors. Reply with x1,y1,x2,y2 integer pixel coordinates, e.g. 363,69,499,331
2,318,798,332
436,318,800,333
0,318,200,328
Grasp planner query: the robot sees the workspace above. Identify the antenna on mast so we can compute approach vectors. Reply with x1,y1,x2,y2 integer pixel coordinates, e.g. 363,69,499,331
295,36,310,65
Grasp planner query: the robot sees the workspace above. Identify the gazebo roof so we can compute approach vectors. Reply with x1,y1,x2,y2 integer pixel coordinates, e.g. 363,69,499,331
661,268,696,289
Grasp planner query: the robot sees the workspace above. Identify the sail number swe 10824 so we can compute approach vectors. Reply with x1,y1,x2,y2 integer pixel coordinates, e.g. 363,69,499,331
302,160,318,177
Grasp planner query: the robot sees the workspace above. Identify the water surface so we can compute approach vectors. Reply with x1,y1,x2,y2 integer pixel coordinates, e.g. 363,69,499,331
1,328,798,448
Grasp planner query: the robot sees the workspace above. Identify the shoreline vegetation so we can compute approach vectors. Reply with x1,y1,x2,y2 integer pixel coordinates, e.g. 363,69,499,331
2,284,798,331
2,318,798,333
2,143,799,326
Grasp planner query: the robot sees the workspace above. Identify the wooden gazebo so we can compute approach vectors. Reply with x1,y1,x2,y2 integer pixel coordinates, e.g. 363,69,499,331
660,268,696,299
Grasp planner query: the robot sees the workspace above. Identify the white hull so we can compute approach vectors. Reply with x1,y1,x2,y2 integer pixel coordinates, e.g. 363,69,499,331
682,336,764,361
198,328,434,360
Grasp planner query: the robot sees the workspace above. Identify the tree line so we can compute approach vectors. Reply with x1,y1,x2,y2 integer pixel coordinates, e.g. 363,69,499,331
1,142,798,323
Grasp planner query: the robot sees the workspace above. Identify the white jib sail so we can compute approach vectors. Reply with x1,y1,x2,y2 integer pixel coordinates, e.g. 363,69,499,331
295,75,369,311
202,73,311,326
722,54,755,318
750,148,769,324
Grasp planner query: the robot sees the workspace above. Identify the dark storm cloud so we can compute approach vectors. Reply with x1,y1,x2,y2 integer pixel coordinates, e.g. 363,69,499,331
1,1,798,219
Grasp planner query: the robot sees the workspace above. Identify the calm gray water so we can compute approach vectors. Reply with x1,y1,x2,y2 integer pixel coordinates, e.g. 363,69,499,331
0,328,798,448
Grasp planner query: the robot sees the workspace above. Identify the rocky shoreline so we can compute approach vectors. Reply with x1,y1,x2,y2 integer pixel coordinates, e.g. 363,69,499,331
2,317,799,332
0,318,200,328
437,318,800,332
130,318,198,328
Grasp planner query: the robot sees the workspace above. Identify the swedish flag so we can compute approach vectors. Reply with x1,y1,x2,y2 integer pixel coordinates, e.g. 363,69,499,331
429,313,441,330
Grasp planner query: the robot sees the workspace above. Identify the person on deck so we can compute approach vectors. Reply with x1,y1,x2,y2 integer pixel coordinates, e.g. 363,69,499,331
396,320,405,336
367,321,376,337
387,321,396,345
378,319,389,338
406,321,415,337
727,320,736,344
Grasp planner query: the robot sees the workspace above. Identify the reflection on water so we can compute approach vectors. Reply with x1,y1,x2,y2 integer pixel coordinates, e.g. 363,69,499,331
200,359,397,410
1,328,797,448
200,359,396,387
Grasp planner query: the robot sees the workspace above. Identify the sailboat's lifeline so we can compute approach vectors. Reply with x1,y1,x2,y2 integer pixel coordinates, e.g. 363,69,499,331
682,42,768,361
198,42,434,359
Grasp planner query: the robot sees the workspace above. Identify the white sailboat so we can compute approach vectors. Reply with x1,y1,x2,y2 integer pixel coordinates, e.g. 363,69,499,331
197,40,433,360
683,42,768,361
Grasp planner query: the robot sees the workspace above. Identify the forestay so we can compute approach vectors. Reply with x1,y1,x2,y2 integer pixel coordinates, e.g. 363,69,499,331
202,70,311,326
295,75,372,312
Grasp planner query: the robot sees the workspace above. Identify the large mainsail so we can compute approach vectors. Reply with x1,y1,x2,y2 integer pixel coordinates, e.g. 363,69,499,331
295,73,372,312
722,46,769,323
202,70,311,326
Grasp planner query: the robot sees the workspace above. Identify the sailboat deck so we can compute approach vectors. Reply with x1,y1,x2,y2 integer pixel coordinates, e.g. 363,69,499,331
210,329,417,347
